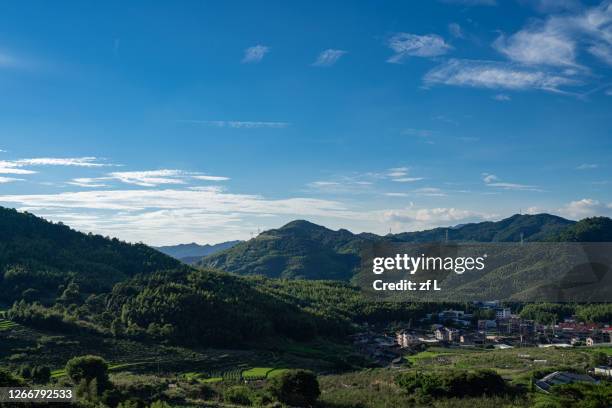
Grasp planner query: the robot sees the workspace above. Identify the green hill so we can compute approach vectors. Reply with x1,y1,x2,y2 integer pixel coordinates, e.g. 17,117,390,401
199,214,578,281
200,220,362,280
0,207,180,304
548,216,612,242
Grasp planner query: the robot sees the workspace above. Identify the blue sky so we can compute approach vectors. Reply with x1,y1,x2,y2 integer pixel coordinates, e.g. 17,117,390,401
0,0,611,245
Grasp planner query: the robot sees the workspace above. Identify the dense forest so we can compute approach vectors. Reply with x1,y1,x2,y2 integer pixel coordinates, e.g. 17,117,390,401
0,207,180,304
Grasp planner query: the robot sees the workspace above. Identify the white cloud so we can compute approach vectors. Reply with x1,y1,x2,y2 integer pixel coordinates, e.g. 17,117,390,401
482,173,499,183
487,182,539,191
67,178,108,188
0,165,36,175
382,207,496,228
387,33,452,63
558,198,612,219
493,93,511,101
0,176,23,183
242,45,270,63
310,181,341,187
15,157,109,167
414,187,446,196
392,177,425,183
108,170,189,187
576,163,599,170
192,175,230,181
424,59,578,92
187,120,290,129
448,23,465,39
312,49,347,67
606,88,612,95
482,173,539,191
494,24,577,67
496,2,612,68
385,192,410,197
0,157,110,175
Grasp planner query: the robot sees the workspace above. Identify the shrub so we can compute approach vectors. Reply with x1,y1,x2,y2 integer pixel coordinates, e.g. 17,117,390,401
395,369,507,399
65,355,109,393
268,369,320,407
224,385,253,405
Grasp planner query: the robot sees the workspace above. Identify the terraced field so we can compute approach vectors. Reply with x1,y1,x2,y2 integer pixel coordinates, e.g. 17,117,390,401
0,319,18,331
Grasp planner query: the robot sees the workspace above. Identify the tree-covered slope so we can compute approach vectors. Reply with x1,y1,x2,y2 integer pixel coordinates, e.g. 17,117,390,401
199,220,362,280
390,213,574,243
199,214,579,280
0,207,180,303
548,216,612,242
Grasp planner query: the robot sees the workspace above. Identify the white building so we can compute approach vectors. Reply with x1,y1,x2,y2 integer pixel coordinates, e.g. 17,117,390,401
495,308,512,319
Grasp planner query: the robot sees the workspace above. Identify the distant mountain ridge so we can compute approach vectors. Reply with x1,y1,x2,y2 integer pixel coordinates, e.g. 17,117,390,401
155,241,241,264
199,214,593,281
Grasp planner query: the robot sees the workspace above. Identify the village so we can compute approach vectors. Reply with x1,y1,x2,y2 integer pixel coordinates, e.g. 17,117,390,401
350,300,612,392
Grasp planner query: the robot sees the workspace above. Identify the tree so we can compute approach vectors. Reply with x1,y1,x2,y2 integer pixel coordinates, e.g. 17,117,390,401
268,369,320,407
0,368,24,387
59,282,82,305
65,355,109,392
32,366,51,384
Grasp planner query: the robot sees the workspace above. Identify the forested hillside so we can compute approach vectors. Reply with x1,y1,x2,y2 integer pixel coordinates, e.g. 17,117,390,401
200,220,362,280
0,207,180,304
199,214,581,280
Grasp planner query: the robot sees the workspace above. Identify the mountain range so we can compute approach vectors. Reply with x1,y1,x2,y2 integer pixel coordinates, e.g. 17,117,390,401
155,241,241,264
1,206,611,346
198,213,584,281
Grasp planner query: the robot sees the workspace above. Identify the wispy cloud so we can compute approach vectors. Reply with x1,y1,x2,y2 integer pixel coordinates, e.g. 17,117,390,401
401,128,436,138
392,177,425,183
482,172,539,191
387,33,452,63
192,175,231,181
14,157,109,167
414,187,446,197
482,173,499,183
67,178,108,188
384,167,424,183
182,120,290,129
493,93,511,101
0,176,23,184
0,157,112,175
424,59,578,92
448,23,465,39
495,2,612,69
242,45,270,63
576,163,599,170
107,170,189,187
312,49,347,67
